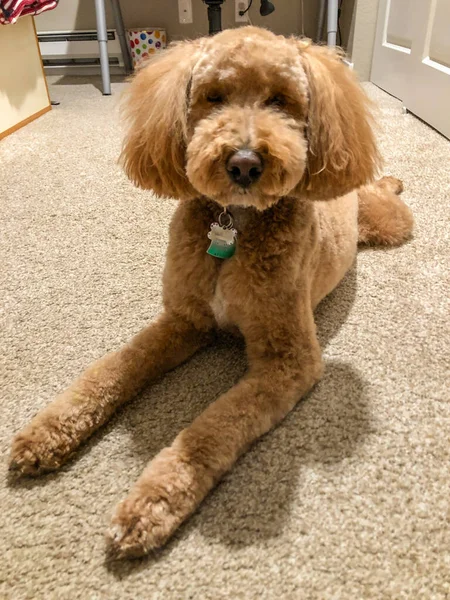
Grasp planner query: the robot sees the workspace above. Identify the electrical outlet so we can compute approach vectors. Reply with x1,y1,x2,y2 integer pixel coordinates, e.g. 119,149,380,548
178,0,193,24
235,0,249,22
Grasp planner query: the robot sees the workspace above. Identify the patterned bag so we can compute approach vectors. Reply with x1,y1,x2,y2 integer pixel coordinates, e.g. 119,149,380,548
127,28,167,67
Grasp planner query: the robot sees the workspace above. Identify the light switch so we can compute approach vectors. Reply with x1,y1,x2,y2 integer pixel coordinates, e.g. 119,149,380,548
178,0,193,24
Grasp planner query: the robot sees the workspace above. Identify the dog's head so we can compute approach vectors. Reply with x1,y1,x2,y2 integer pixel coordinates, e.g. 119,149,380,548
121,27,380,208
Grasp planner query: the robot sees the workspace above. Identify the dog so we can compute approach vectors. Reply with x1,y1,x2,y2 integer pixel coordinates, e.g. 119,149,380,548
9,27,413,559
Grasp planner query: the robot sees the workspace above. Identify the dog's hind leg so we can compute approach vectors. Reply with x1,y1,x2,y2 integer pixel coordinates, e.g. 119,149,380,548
358,176,413,246
9,313,214,476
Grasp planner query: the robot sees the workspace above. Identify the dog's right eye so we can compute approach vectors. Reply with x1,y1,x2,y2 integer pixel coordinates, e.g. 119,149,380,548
206,94,224,103
266,94,286,107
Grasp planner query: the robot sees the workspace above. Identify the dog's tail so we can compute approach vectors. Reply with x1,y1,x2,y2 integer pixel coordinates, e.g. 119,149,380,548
357,176,414,246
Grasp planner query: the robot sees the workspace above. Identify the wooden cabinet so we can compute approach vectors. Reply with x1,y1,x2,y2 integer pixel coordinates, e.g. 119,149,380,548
0,16,51,139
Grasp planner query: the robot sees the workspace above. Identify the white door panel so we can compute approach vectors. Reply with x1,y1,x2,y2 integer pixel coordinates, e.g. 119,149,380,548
371,0,450,139
386,0,414,48
371,0,413,102
405,0,450,137
429,0,450,68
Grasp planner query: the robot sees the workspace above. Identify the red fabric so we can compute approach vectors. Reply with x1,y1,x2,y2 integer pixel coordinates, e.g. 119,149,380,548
0,0,58,24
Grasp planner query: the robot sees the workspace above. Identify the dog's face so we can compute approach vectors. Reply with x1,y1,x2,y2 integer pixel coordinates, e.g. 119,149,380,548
121,27,380,206
185,29,309,209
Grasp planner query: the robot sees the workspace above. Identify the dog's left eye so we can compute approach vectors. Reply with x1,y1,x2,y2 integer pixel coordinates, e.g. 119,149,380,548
206,94,224,103
266,95,286,107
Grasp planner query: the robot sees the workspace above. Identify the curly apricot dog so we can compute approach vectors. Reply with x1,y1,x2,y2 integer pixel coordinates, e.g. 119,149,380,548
9,27,413,559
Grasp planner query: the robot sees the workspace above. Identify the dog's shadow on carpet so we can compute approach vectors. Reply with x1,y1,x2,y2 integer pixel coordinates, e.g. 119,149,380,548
187,267,371,546
105,266,374,575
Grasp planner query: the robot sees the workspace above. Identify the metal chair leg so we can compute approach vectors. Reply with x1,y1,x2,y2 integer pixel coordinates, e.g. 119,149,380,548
110,0,133,75
94,0,111,95
327,0,338,46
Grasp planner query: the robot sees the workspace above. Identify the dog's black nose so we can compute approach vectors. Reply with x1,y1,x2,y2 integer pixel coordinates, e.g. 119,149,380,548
226,150,263,188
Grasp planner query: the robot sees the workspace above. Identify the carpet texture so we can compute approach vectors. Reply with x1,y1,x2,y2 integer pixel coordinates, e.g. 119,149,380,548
1,79,449,600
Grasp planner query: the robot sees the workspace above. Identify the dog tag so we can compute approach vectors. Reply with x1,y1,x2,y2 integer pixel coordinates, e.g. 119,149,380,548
207,211,237,259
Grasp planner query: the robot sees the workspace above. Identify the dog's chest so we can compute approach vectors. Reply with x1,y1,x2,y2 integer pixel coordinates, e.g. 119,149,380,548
208,259,245,333
209,281,233,329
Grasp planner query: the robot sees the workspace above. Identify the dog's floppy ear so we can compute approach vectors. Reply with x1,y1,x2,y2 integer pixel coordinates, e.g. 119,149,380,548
120,41,199,199
295,42,381,200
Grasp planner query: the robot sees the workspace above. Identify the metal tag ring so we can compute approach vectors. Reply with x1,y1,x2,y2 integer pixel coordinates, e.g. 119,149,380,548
218,210,233,229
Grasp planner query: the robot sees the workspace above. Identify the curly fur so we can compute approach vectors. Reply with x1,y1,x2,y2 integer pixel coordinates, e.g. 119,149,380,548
9,27,413,559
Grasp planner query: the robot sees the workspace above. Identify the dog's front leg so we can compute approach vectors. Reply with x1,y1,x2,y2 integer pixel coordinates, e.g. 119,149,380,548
9,313,213,476
107,310,324,559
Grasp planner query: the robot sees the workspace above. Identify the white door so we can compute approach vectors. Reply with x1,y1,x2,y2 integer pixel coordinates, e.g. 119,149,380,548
371,0,450,139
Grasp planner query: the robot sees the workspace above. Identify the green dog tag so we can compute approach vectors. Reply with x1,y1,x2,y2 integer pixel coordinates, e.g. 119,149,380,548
207,222,237,260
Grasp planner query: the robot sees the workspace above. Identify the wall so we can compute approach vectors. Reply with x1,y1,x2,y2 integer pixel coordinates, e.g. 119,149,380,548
35,0,319,40
35,0,357,69
37,0,370,45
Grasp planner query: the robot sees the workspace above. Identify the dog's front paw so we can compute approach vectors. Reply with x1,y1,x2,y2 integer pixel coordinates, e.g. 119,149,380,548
9,422,69,476
106,448,209,559
106,494,180,559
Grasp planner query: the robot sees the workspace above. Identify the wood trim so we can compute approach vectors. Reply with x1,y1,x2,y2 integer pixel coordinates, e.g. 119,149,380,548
0,105,52,140
31,16,52,105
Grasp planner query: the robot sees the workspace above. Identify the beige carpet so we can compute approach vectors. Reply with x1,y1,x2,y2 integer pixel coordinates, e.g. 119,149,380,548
1,78,449,600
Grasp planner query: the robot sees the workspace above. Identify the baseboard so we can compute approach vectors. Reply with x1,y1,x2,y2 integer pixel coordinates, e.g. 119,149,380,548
43,65,126,77
0,105,52,140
